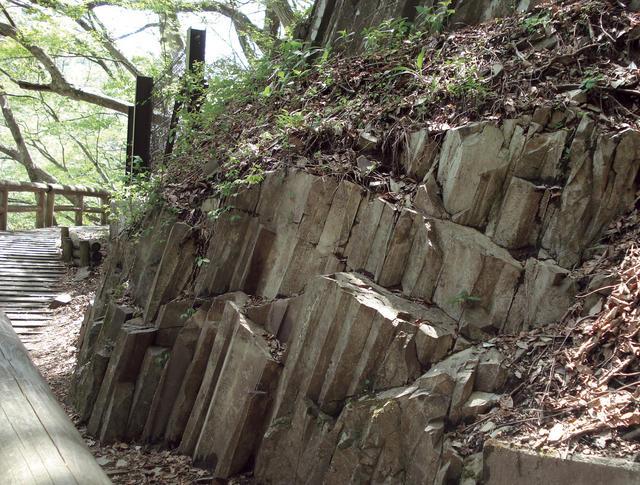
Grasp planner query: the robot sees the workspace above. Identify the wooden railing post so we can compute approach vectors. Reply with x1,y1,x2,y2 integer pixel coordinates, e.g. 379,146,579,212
61,227,73,262
35,191,46,228
45,191,55,227
0,189,7,231
100,196,109,225
78,240,91,267
0,181,110,229
132,76,153,175
75,195,84,226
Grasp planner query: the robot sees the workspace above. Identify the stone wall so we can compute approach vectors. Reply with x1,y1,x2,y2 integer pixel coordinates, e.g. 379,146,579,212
72,114,640,483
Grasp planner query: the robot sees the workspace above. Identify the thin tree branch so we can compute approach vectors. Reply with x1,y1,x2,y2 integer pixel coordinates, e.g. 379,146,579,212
0,21,131,113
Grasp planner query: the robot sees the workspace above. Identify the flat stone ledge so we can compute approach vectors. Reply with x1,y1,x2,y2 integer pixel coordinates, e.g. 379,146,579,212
483,440,640,485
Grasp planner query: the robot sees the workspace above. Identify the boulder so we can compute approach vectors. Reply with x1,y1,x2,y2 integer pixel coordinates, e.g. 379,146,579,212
542,122,640,266
402,216,522,336
413,173,449,220
415,312,457,366
475,348,507,393
487,177,544,249
316,180,364,256
505,258,577,332
513,130,568,182
153,299,194,347
460,391,501,420
267,273,428,422
324,387,448,484
164,317,218,445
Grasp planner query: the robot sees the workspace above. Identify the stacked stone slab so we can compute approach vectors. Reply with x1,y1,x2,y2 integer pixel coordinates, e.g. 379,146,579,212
72,115,639,482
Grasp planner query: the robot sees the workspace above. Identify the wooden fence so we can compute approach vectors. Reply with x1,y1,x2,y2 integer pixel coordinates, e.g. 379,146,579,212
0,180,110,231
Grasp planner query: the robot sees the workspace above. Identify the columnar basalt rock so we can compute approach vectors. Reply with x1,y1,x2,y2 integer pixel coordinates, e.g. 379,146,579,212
73,114,639,483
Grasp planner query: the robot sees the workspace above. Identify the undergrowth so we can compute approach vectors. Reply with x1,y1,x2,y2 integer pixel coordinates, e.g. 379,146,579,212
118,0,639,228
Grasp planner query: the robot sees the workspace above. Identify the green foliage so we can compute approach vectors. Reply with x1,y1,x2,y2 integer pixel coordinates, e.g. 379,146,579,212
415,1,455,33
195,256,210,267
276,109,305,129
522,13,551,33
362,18,412,51
449,290,481,307
110,167,164,230
580,69,603,91
180,307,197,320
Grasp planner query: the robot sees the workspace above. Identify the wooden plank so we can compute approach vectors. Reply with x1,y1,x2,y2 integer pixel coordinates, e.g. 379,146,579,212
6,314,51,321
0,312,111,484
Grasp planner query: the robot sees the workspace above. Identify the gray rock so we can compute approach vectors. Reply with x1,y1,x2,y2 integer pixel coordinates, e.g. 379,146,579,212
415,313,456,366
437,122,509,228
414,173,449,220
461,391,500,419
402,129,439,180
192,312,280,477
127,346,170,440
475,348,508,393
488,177,543,249
144,222,196,322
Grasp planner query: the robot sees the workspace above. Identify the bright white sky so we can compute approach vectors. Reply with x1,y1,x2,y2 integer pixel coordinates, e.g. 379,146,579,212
96,5,266,65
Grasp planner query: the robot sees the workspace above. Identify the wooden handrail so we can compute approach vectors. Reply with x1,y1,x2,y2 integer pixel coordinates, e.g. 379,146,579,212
0,180,111,231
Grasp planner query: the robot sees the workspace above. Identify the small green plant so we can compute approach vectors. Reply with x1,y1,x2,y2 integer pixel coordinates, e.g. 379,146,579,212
580,69,603,91
196,256,210,267
180,307,197,320
276,109,305,129
522,13,551,33
111,282,127,300
444,57,488,97
415,1,455,33
362,18,412,51
207,206,230,221
450,290,481,306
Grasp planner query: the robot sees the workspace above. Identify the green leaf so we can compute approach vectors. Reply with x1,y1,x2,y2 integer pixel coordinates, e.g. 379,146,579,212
416,48,426,71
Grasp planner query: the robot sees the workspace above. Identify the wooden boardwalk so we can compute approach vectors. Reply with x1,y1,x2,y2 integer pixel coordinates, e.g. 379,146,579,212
0,228,65,348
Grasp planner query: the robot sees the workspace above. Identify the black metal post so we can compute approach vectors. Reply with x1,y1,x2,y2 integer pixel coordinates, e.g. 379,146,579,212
185,28,206,113
164,28,207,157
132,76,153,174
186,28,206,71
125,105,135,176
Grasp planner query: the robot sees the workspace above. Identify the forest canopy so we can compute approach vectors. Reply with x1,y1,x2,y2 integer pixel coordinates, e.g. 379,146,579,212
0,0,307,228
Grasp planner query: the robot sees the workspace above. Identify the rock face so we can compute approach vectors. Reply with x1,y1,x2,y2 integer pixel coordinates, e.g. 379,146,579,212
72,114,639,482
306,0,540,50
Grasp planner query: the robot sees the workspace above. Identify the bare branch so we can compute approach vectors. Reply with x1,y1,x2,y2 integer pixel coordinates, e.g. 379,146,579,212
70,134,111,185
0,21,131,113
0,86,57,183
116,22,159,40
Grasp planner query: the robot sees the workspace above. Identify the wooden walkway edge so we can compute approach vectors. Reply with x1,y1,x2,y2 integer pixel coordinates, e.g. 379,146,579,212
0,311,111,484
0,229,65,347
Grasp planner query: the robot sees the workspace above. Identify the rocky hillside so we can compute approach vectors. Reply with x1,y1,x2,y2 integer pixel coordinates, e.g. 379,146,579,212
73,1,640,483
